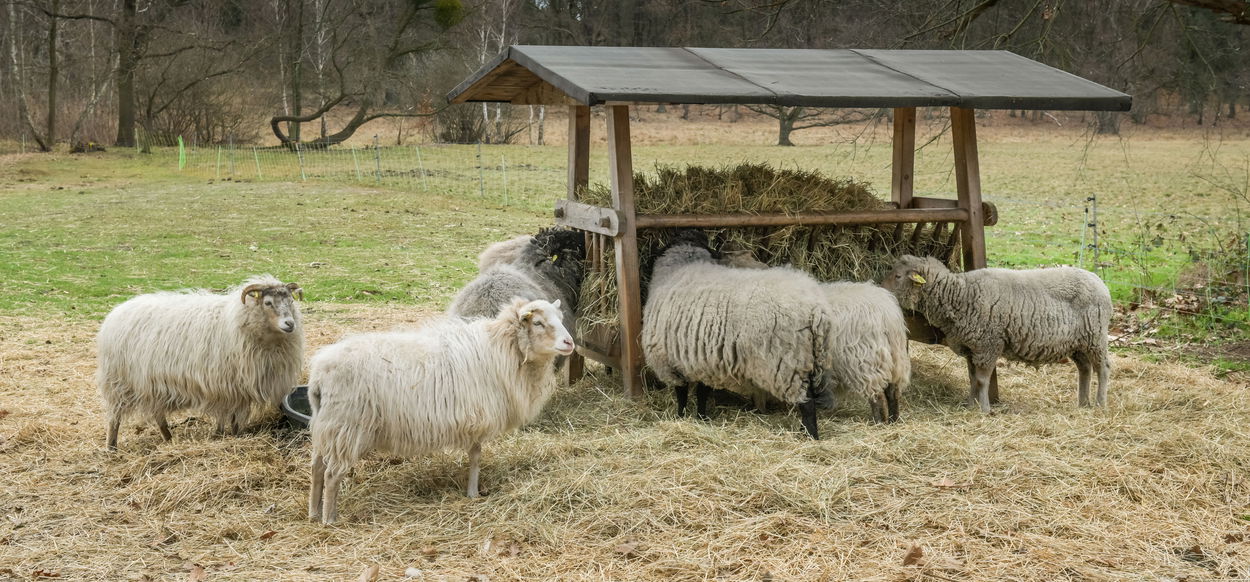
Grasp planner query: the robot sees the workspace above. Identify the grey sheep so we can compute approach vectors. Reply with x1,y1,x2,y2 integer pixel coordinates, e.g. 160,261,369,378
882,255,1111,413
477,234,533,271
642,234,833,439
449,228,586,331
307,298,574,524
96,275,304,449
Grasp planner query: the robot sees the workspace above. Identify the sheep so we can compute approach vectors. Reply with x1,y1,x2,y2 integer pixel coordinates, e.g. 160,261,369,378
477,234,534,271
642,232,833,439
307,298,574,524
882,254,1112,413
820,281,911,423
450,228,585,336
719,251,910,422
96,275,304,450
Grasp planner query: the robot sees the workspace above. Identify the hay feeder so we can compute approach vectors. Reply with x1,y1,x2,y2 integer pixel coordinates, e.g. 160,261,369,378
449,46,1131,399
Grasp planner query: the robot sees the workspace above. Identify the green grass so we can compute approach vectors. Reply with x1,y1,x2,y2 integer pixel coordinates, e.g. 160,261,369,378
4,130,1250,329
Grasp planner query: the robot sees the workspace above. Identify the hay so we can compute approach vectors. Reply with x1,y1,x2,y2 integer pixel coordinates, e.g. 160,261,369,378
2,312,1249,580
576,163,959,334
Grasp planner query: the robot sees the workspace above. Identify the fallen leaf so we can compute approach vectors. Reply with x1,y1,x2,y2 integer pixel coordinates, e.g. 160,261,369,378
258,530,277,541
357,565,380,582
930,477,972,489
614,541,639,558
32,570,60,579
420,546,438,559
903,544,924,566
187,564,206,582
1225,532,1246,543
0,409,10,420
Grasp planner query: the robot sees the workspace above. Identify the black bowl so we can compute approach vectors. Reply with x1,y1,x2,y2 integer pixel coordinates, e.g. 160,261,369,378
283,385,312,428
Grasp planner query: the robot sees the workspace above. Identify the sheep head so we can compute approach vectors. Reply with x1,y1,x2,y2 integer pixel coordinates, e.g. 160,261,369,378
881,255,948,310
239,276,303,335
503,298,575,360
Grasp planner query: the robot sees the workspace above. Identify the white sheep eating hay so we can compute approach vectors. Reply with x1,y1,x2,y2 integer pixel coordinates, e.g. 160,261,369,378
307,298,574,524
96,275,304,449
883,254,1111,413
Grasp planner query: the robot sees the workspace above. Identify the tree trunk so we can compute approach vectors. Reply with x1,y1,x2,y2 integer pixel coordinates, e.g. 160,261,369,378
114,0,136,147
776,107,800,146
1229,100,1237,119
46,0,58,150
536,105,545,146
290,0,304,142
1094,111,1120,135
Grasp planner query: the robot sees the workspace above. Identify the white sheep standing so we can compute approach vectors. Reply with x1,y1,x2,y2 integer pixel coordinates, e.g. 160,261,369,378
307,298,575,524
820,281,911,422
882,254,1111,413
721,252,910,422
96,275,304,450
643,234,833,439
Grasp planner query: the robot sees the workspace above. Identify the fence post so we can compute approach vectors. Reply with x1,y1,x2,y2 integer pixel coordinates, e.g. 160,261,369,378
177,136,186,171
228,137,236,177
415,145,428,191
1090,194,1100,276
295,141,307,181
215,146,222,180
350,146,362,181
501,155,509,206
476,141,485,198
373,135,382,183
252,146,262,178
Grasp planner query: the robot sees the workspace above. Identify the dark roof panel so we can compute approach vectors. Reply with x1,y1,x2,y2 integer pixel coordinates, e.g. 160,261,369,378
448,46,1131,111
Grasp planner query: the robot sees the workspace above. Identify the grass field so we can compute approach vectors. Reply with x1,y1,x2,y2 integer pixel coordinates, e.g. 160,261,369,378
1,121,1249,581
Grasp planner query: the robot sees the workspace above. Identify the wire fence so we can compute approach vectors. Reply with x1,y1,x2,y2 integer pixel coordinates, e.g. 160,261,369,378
169,138,1250,332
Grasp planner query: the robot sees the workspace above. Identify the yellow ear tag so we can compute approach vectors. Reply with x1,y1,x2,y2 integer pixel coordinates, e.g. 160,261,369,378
248,290,263,299
909,273,926,285
550,254,558,263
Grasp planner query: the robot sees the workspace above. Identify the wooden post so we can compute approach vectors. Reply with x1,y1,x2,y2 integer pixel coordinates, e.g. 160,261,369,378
566,105,591,383
951,106,998,402
607,105,644,399
891,107,916,209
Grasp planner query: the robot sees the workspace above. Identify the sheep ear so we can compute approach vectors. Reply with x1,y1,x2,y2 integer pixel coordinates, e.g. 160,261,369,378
240,284,265,303
909,272,926,285
286,282,304,300
550,299,561,309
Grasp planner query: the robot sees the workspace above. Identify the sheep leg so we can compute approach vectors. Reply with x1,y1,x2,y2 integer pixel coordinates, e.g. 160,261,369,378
309,453,326,521
106,412,122,451
674,384,690,418
1074,353,1092,407
971,362,994,414
154,416,173,442
694,383,712,421
869,392,886,424
885,383,901,423
752,392,768,414
466,442,482,498
320,466,346,524
800,399,819,440
1096,357,1110,407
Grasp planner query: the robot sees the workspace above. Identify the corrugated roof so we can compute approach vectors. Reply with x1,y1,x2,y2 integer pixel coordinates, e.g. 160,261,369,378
448,46,1131,111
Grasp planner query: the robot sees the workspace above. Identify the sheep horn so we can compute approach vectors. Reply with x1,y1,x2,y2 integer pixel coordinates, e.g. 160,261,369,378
240,283,266,303
286,282,304,300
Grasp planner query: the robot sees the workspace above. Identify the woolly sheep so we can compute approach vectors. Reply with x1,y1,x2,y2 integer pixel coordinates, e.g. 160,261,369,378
882,255,1111,413
642,234,833,439
450,228,585,331
307,298,575,524
820,281,911,423
97,275,304,450
477,234,533,271
720,252,910,422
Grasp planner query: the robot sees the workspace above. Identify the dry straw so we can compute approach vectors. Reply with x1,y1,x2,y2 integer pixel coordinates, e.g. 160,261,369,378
1,311,1248,580
575,163,960,334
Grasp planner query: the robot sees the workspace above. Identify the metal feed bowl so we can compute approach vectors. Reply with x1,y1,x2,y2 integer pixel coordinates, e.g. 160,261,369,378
282,385,312,428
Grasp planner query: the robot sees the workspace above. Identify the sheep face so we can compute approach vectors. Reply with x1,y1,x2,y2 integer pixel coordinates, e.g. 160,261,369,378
882,255,941,310
517,299,575,357
241,282,303,335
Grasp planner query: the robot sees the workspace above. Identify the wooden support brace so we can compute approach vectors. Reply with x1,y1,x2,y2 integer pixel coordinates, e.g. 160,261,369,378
565,105,590,384
607,105,645,399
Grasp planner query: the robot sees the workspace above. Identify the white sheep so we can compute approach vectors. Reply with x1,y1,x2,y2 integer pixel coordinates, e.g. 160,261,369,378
307,298,575,524
643,235,833,439
820,282,911,422
96,275,304,450
720,252,910,422
883,255,1111,413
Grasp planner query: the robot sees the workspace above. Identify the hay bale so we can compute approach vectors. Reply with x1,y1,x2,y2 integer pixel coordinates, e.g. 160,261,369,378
576,163,960,338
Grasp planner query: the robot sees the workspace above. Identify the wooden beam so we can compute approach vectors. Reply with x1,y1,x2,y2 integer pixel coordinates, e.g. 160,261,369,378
891,107,916,209
634,207,969,229
566,105,591,384
608,105,645,399
554,200,623,237
512,79,579,105
951,107,987,270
